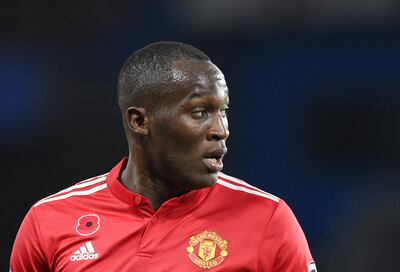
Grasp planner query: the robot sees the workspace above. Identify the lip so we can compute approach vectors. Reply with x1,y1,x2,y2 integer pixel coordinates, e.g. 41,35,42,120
203,148,227,172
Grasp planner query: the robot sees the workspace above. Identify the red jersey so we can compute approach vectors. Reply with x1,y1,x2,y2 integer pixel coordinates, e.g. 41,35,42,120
11,158,316,271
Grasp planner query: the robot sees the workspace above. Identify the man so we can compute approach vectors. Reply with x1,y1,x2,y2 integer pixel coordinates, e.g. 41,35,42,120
11,42,316,271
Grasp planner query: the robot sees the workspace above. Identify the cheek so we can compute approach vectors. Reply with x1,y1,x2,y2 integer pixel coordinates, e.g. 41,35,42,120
155,128,201,174
156,118,206,154
151,117,213,182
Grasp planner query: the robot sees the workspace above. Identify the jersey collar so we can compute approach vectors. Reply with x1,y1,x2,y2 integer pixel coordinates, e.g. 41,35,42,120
106,158,213,214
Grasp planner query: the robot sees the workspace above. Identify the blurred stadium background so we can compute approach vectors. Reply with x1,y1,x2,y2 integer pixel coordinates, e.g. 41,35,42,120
2,1,400,271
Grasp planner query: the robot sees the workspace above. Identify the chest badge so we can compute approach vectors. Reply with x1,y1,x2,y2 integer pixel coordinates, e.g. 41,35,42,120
186,230,228,269
76,214,100,236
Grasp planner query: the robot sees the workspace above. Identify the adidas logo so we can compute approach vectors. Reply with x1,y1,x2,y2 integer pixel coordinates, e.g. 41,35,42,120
70,241,99,262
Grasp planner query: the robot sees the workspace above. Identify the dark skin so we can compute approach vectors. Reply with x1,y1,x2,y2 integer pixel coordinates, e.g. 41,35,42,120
120,59,230,210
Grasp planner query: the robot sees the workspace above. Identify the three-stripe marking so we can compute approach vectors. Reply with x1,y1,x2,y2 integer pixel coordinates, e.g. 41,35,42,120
34,175,108,207
217,173,279,202
74,242,96,255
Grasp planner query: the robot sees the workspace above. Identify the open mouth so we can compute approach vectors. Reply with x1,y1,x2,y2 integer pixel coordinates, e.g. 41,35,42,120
203,149,227,172
203,157,223,172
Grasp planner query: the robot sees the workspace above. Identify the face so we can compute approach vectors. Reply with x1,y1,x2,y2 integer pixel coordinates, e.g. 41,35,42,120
146,60,230,192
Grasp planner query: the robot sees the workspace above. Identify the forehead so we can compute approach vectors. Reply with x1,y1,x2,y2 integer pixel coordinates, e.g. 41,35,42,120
170,59,229,100
172,59,224,82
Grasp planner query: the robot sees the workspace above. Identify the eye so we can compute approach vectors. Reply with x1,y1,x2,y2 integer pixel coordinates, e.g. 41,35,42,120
192,108,208,119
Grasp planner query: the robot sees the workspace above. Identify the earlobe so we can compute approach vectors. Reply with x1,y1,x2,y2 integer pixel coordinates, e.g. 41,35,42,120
126,107,149,135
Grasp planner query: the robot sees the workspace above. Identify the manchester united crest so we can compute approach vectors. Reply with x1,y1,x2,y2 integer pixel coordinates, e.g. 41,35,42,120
186,230,228,269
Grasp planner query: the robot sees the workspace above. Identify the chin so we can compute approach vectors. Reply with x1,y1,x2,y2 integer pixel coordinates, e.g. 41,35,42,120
191,172,218,189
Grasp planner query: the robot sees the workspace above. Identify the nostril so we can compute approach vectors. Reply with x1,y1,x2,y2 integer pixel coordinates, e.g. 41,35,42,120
211,134,223,141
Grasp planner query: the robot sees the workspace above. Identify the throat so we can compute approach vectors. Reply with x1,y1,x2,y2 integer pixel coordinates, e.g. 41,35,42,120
120,163,186,211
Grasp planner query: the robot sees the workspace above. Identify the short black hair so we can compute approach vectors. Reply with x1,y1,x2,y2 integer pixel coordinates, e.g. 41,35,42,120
117,41,210,113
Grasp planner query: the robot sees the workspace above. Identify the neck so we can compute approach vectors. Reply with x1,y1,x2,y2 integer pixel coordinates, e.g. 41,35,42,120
120,153,185,211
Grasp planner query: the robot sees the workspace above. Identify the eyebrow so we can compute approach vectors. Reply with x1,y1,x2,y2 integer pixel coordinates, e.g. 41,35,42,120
188,85,209,99
180,87,230,110
187,84,229,100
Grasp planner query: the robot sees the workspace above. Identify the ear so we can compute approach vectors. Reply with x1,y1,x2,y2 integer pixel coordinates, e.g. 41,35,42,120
125,107,150,135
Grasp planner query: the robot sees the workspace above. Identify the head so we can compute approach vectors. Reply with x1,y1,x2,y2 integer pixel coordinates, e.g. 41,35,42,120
118,42,229,193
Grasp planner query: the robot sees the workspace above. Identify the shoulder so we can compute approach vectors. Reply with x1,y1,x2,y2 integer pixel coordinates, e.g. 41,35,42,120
29,173,110,244
11,173,110,270
33,173,109,209
216,172,280,203
217,172,282,212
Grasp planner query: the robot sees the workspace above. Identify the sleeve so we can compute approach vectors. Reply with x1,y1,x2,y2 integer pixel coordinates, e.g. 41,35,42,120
258,200,316,272
10,206,51,272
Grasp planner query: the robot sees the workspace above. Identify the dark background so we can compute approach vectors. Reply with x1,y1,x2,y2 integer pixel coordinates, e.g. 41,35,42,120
2,1,400,271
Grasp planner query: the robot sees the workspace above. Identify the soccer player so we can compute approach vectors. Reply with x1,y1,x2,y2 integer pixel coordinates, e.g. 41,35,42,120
10,42,316,271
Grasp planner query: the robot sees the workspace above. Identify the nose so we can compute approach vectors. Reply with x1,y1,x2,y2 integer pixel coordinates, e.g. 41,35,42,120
207,112,229,141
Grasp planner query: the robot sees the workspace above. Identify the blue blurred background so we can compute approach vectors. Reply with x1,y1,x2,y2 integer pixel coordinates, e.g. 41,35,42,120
2,1,400,270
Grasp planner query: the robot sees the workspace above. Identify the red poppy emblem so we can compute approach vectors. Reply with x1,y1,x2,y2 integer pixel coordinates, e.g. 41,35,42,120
76,214,100,236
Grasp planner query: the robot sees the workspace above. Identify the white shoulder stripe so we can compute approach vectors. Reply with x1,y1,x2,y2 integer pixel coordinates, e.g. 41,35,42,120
41,174,107,201
218,172,279,200
76,173,108,184
34,183,108,207
216,179,280,202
